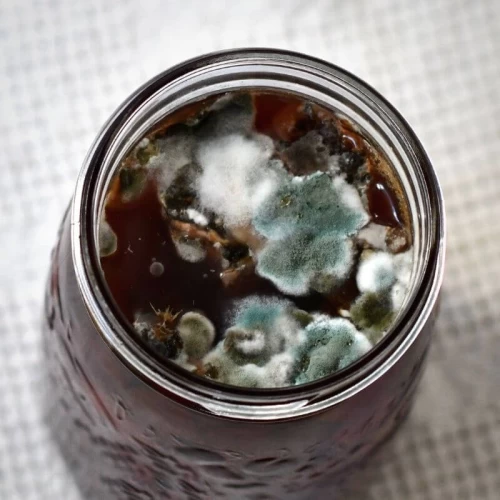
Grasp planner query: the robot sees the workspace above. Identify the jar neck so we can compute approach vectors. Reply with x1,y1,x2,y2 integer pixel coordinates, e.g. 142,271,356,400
71,49,445,420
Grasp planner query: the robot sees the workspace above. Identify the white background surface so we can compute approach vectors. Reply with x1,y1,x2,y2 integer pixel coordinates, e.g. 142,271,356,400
1,0,500,498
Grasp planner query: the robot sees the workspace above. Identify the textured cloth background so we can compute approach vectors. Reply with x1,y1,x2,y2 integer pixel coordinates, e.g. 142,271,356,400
1,0,499,498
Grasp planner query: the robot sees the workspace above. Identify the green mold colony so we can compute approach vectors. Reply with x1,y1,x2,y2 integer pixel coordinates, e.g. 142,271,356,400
253,172,369,295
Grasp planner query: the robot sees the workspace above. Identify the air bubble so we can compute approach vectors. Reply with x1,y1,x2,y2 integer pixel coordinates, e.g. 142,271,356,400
149,261,164,276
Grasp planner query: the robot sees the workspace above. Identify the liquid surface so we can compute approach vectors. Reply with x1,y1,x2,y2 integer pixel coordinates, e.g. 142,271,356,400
99,91,413,388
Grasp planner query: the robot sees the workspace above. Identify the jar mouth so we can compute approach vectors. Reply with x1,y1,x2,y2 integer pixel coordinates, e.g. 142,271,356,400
72,48,445,419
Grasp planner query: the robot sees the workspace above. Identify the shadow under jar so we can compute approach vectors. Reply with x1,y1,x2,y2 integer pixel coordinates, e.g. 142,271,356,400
43,49,445,500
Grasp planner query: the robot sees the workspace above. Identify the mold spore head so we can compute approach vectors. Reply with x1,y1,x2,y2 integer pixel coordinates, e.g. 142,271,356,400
233,296,288,331
337,331,372,369
163,162,201,212
201,344,237,384
135,137,159,166
356,251,396,294
230,352,296,388
293,316,372,384
172,237,206,263
148,126,195,191
118,167,148,201
337,151,366,184
307,233,355,293
177,312,216,359
224,296,302,364
254,172,368,241
195,133,280,226
99,218,117,257
350,292,394,339
352,249,413,338
225,327,266,355
256,231,354,296
391,249,414,310
224,327,268,365
282,131,331,175
197,93,254,137
357,223,388,250
204,343,296,388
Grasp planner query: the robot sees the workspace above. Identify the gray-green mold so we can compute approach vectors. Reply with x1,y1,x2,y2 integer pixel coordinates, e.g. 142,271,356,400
293,316,372,385
253,173,369,295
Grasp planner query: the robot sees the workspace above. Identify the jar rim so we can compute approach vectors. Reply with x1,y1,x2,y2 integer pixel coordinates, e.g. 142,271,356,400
71,48,445,420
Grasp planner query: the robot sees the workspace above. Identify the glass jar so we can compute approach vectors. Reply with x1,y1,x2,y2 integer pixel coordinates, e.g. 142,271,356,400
43,49,445,499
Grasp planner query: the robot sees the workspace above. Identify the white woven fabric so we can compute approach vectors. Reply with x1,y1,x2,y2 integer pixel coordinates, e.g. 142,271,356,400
1,0,499,498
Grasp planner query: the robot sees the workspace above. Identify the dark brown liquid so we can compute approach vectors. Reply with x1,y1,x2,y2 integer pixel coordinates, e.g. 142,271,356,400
253,93,307,142
367,172,403,228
